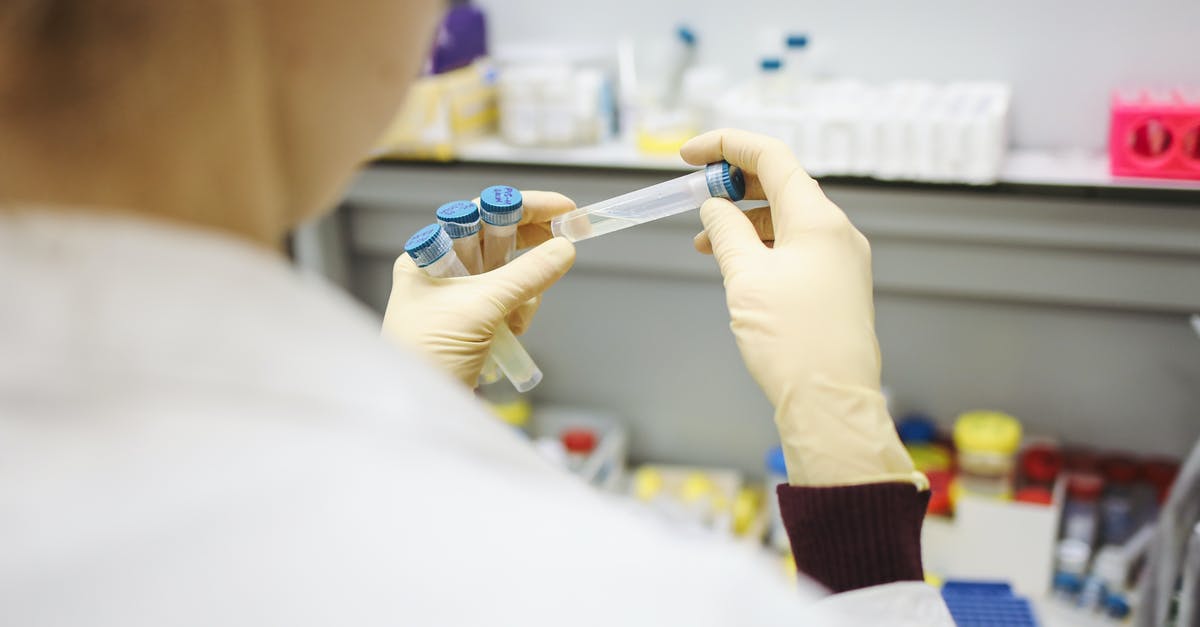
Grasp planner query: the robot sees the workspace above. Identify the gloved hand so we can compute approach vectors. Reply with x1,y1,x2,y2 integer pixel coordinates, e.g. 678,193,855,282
382,191,576,387
683,129,921,488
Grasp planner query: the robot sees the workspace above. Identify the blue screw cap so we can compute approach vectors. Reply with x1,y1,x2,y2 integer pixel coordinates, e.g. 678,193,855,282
897,413,938,445
404,223,453,267
436,200,481,238
479,185,523,226
765,445,788,476
705,161,746,201
785,34,809,49
677,25,697,47
760,57,782,72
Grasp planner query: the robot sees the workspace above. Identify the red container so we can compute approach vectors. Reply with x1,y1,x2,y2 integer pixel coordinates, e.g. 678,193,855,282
1109,88,1200,181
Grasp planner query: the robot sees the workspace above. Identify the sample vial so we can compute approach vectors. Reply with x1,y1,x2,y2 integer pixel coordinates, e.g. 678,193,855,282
1062,473,1103,546
436,200,484,275
404,224,543,392
437,200,500,384
550,161,745,242
479,185,523,272
952,410,1022,500
758,56,785,105
561,428,598,473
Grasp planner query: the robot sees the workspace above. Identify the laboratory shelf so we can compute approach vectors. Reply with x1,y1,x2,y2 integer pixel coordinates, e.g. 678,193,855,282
378,137,1200,198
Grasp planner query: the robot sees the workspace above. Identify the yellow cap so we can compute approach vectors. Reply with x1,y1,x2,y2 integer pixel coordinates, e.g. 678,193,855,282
489,399,531,428
632,467,664,502
782,553,797,581
731,488,763,536
680,472,715,503
953,410,1022,455
906,444,952,472
635,128,696,156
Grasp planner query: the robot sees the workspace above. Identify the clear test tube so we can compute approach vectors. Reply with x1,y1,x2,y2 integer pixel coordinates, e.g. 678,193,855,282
479,185,523,272
436,200,499,384
550,161,745,242
436,200,484,275
404,224,543,392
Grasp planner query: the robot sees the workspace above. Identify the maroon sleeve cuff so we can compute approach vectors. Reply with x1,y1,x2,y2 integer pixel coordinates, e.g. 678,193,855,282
777,482,929,593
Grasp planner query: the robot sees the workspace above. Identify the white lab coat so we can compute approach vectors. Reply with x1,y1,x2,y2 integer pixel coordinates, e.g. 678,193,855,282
0,210,952,626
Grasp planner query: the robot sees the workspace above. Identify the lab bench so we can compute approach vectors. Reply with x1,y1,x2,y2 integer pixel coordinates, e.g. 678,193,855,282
302,151,1200,478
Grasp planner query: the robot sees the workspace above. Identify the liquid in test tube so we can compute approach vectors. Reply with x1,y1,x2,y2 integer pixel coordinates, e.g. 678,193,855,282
404,224,543,392
479,185,523,272
436,200,484,275
550,161,745,242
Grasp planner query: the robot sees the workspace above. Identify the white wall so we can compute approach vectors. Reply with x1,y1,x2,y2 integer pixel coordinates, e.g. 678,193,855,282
476,0,1200,152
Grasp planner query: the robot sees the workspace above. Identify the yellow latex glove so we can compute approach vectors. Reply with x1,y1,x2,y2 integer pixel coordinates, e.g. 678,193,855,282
382,191,576,387
684,129,922,489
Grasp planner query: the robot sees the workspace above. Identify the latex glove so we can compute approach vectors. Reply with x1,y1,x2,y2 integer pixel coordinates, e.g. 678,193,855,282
684,129,921,488
382,191,576,387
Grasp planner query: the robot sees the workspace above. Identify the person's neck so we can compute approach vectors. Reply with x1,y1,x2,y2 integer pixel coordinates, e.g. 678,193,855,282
0,7,290,251
0,89,291,250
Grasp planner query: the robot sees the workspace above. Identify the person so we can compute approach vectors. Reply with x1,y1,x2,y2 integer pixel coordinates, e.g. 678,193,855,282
0,1,952,625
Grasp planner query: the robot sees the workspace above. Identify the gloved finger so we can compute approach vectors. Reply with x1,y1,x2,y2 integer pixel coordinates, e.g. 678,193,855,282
517,192,575,248
475,237,575,316
680,128,841,243
392,252,429,281
517,191,576,225
694,205,774,254
506,296,541,335
471,192,576,250
699,197,762,277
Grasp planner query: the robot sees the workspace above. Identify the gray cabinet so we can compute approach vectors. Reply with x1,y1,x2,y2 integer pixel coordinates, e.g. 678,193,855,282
322,163,1200,475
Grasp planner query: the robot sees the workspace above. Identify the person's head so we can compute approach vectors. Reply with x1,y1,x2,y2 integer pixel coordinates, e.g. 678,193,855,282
0,0,441,246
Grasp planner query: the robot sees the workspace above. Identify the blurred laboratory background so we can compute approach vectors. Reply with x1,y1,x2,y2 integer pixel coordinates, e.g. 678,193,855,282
292,2,1200,623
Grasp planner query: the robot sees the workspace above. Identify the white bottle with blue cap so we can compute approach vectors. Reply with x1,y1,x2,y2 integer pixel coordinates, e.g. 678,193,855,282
758,56,785,107
405,223,543,392
478,185,523,272
783,33,814,105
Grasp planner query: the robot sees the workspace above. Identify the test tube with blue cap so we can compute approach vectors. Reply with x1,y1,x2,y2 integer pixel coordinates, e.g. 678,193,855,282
479,185,523,272
436,200,484,275
550,161,745,242
436,200,502,384
404,223,543,392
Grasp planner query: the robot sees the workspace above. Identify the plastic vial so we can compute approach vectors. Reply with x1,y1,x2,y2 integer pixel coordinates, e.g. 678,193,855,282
952,410,1022,500
662,25,697,109
436,200,484,275
783,33,809,78
479,185,522,272
758,56,785,105
782,33,812,105
1062,473,1103,546
404,224,543,392
550,161,745,242
1053,538,1091,600
561,428,597,473
436,200,501,384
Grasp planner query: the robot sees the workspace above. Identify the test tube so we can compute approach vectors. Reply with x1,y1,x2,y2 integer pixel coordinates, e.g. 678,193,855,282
436,200,484,275
479,185,523,272
404,224,543,392
550,161,745,242
436,200,501,384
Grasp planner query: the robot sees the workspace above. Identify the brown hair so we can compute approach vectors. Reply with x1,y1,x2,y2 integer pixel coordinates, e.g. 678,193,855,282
0,0,155,115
